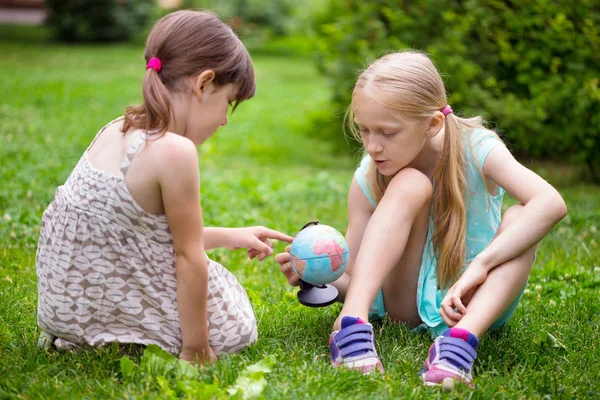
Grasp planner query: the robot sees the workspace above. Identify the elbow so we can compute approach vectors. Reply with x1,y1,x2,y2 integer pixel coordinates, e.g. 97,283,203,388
175,249,208,273
550,193,568,223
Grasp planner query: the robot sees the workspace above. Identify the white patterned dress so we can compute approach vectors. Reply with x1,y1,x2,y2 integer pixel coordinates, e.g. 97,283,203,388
36,120,258,356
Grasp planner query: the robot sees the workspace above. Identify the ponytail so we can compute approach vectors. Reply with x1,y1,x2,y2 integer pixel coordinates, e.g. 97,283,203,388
123,68,172,137
431,114,467,289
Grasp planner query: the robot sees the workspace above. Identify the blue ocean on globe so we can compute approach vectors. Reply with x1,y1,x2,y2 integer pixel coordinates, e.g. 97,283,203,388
290,224,350,286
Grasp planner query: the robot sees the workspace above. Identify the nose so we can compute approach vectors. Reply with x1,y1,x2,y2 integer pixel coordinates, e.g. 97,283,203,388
365,135,383,155
221,116,228,127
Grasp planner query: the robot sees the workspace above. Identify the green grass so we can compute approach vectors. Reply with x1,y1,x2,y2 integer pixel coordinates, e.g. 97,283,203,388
1,26,599,399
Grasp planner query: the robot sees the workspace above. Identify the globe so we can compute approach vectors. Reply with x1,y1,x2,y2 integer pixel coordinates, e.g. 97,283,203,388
290,223,350,286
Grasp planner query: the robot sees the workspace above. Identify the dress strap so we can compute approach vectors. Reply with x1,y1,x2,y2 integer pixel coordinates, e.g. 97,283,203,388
87,116,124,152
119,132,148,178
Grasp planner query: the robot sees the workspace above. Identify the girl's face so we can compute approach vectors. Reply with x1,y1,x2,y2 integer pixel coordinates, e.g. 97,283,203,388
353,91,429,176
186,82,236,145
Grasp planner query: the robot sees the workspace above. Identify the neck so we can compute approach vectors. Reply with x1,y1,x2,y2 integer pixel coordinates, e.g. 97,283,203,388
167,92,190,135
408,129,445,179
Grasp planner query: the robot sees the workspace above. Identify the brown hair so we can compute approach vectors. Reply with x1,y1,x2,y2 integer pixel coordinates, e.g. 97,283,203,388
122,10,255,136
346,51,496,289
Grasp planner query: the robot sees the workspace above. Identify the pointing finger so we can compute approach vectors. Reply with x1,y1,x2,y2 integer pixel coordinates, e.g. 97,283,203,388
259,228,294,243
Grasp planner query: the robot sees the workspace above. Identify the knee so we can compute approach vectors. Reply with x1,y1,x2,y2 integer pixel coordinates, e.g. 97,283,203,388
384,168,433,206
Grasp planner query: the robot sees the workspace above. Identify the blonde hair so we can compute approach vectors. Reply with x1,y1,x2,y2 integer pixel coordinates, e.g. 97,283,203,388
345,51,492,289
123,10,255,137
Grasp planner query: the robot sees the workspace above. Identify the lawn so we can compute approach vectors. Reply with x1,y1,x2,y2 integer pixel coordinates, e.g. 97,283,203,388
1,26,599,399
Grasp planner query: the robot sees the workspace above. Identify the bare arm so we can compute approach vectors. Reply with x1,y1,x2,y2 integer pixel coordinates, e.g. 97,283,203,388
159,138,213,364
330,177,375,301
203,227,293,255
475,145,567,271
203,227,231,250
439,145,567,326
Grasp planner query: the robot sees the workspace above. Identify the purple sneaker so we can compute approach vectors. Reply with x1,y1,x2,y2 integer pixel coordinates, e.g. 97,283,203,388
329,316,384,374
421,328,479,387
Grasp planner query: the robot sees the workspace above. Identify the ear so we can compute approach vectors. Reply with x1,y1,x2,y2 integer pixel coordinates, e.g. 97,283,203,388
426,111,445,138
192,70,216,101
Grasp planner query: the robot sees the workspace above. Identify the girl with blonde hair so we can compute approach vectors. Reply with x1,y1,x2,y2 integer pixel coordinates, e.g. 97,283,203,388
277,50,567,385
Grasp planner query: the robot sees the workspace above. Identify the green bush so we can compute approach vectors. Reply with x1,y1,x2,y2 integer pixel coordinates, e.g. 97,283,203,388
46,0,154,42
313,0,600,181
180,0,328,55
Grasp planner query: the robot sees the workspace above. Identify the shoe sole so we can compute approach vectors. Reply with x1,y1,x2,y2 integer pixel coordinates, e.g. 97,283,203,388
332,358,385,374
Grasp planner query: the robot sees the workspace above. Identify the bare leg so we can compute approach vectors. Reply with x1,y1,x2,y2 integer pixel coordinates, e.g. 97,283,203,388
335,169,432,330
456,204,536,337
382,196,430,327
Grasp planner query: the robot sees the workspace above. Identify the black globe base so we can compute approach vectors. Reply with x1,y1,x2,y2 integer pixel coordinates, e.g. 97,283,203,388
297,280,339,307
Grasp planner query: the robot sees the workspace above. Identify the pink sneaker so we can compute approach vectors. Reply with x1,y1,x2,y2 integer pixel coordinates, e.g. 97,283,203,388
329,316,384,374
421,328,479,387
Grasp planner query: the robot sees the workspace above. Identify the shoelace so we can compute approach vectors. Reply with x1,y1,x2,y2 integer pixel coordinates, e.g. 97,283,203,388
334,323,377,358
437,336,477,370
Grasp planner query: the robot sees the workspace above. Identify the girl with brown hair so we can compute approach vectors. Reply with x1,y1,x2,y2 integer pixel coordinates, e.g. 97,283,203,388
36,10,292,365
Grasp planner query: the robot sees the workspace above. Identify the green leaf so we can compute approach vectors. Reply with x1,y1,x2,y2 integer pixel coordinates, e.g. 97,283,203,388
176,359,200,380
546,332,567,349
240,355,276,377
537,329,549,344
182,381,227,400
144,344,176,361
226,355,277,399
119,356,135,379
227,376,268,399
156,376,177,399
141,345,178,377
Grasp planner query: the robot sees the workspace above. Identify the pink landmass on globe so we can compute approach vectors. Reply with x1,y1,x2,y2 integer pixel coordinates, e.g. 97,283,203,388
313,239,344,271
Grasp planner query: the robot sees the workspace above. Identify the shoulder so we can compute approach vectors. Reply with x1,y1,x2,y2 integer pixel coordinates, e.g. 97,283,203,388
465,128,505,170
152,133,198,162
146,133,200,185
150,133,198,170
353,155,377,208
353,154,371,179
466,128,504,150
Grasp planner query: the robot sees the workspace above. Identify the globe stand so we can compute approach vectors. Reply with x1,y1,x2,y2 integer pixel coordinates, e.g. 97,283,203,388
297,279,339,307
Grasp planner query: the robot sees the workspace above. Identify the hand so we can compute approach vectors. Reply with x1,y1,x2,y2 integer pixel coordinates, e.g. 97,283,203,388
179,345,217,365
228,226,294,261
439,262,488,327
275,245,301,286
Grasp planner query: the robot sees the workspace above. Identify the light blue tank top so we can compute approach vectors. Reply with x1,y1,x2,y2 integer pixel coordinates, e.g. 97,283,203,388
354,128,505,331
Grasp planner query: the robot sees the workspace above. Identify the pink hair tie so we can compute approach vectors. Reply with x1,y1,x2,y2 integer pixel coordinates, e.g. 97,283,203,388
146,57,162,72
442,105,453,116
